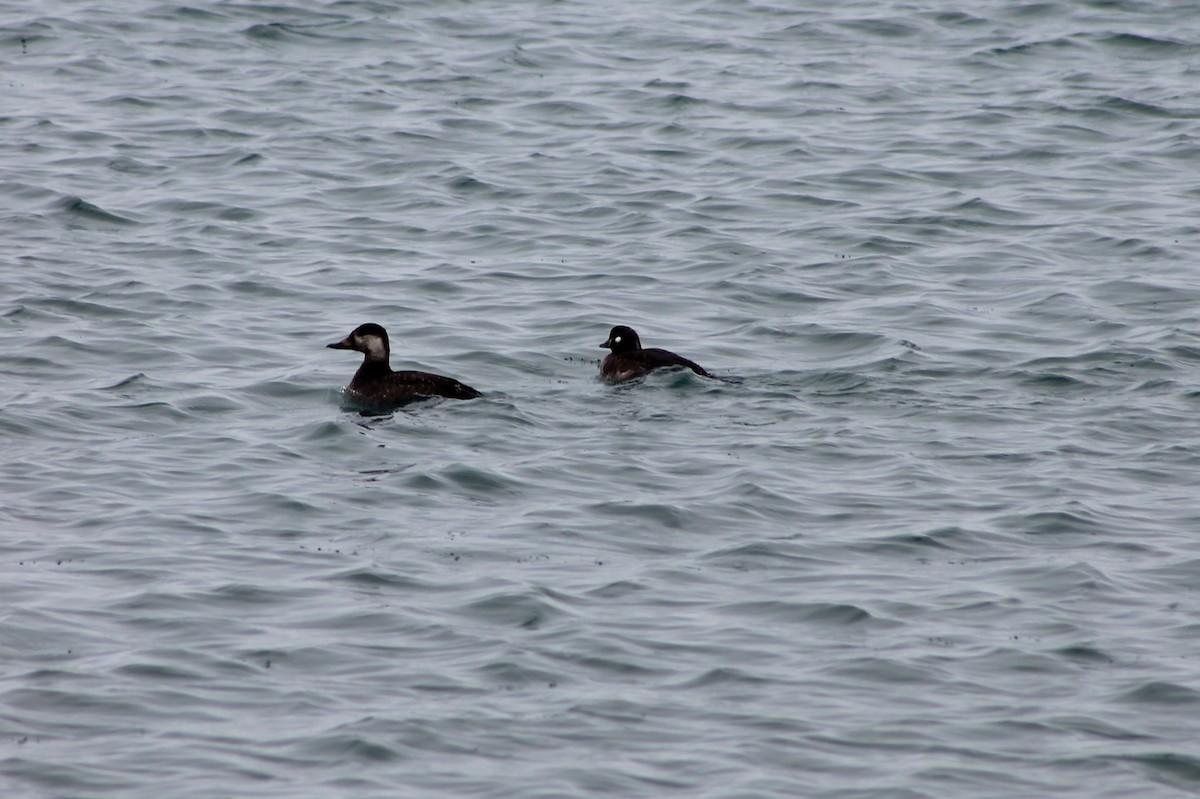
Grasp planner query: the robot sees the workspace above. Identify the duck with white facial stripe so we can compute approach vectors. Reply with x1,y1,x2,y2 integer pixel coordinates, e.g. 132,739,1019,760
327,323,482,409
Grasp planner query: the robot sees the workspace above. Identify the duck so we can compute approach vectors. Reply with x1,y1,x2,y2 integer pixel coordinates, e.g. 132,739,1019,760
327,323,481,407
598,325,717,383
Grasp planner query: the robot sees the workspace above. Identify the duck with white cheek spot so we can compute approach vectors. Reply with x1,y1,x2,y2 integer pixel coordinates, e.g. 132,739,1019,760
598,325,721,384
327,323,482,409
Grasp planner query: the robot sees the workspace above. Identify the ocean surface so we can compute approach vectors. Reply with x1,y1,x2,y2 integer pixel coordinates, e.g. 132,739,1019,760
3,1,1200,796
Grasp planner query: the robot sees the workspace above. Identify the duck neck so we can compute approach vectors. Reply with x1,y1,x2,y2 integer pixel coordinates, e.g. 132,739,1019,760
355,357,392,379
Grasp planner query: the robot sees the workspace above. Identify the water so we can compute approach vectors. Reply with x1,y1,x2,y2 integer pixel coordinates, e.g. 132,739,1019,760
3,1,1200,796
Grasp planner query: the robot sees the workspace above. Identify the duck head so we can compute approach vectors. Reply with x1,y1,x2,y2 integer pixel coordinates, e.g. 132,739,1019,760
600,325,641,354
328,322,390,362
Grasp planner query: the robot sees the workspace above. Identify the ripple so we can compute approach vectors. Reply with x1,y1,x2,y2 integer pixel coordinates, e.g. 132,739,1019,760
55,197,137,225
721,600,878,627
1119,681,1200,705
454,590,565,630
5,1,1200,797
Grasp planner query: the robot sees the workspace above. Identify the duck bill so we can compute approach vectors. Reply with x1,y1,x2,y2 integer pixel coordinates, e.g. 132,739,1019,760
327,336,354,350
599,340,611,349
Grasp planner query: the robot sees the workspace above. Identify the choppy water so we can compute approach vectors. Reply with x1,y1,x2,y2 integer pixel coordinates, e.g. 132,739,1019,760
4,1,1200,796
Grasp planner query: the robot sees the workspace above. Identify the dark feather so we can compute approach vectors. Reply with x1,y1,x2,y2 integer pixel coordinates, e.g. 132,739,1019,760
329,323,482,409
598,325,719,383
347,365,482,404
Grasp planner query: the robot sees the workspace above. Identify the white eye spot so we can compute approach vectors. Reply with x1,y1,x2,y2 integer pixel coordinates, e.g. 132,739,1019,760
614,336,622,344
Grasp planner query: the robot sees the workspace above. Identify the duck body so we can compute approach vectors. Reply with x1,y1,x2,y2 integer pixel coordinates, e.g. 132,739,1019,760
599,325,716,383
328,323,481,408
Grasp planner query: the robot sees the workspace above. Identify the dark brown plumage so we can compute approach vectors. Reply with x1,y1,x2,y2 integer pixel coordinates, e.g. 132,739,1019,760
598,325,716,383
328,323,481,408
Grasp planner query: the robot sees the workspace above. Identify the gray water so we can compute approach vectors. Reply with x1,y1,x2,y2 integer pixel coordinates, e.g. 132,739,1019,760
3,1,1200,797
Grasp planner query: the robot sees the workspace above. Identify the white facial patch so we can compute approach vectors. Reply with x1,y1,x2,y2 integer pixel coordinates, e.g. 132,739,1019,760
358,334,388,359
614,336,622,344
